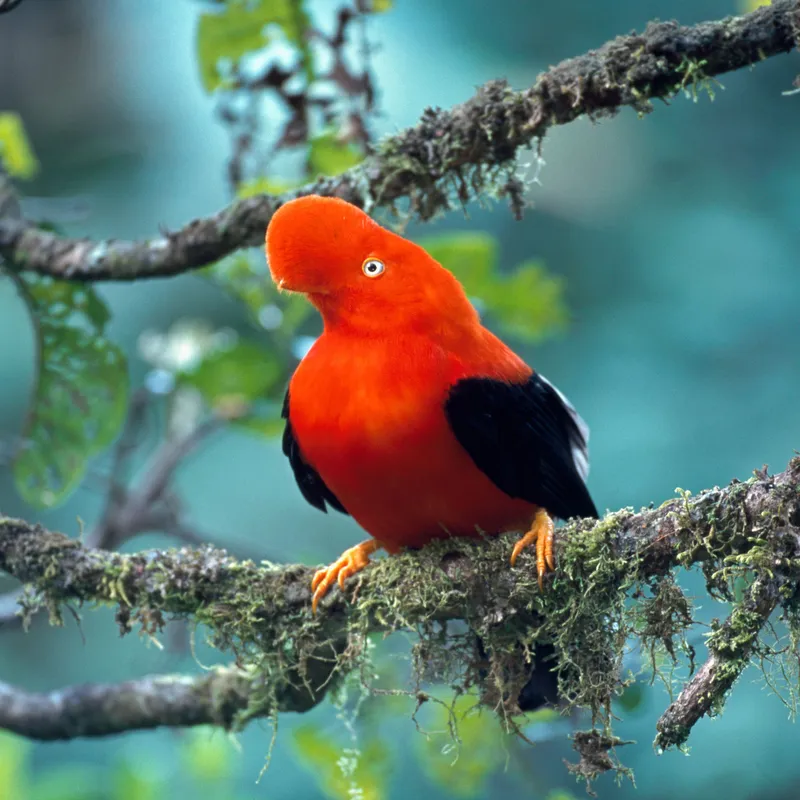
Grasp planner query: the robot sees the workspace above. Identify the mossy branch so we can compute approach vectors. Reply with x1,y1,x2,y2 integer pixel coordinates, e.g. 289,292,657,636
0,1,798,281
654,575,782,750
1,457,799,775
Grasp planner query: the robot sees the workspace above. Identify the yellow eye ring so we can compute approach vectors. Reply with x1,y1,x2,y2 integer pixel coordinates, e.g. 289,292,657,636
362,258,385,278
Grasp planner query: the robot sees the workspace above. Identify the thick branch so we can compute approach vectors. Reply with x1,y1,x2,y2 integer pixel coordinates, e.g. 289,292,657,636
0,392,256,629
1,2,797,281
1,458,799,746
4,459,797,620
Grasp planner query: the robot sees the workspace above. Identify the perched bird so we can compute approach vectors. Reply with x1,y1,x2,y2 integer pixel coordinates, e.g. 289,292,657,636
266,196,598,618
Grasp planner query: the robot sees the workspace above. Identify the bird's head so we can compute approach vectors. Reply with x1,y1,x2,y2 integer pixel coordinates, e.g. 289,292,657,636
265,195,477,335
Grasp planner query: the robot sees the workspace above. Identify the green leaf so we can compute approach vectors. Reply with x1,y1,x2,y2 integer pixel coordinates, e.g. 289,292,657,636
180,727,234,783
196,0,311,92
0,112,39,179
292,725,390,800
481,259,568,341
421,232,497,287
308,132,365,178
419,232,568,343
368,0,393,11
202,253,313,336
177,337,283,410
12,276,128,508
0,733,31,800
111,762,161,800
415,693,505,798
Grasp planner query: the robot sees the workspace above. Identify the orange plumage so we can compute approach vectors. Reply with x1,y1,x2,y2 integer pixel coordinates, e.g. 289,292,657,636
266,196,597,613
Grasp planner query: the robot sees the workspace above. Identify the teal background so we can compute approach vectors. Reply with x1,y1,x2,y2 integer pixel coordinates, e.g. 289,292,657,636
1,0,799,798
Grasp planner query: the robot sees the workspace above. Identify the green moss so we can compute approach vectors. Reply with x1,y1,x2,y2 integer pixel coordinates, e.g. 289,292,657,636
4,459,800,788
635,574,695,676
673,57,723,102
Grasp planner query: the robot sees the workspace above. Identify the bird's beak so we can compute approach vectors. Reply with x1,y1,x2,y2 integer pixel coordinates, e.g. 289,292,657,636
275,277,298,294
274,276,328,296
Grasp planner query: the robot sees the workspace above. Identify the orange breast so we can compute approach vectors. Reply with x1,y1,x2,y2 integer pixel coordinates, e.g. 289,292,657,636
289,331,536,552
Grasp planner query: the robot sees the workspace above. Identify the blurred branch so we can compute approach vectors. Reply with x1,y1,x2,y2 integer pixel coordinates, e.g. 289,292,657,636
0,162,21,222
0,669,258,740
0,1,798,280
0,457,799,761
0,390,265,629
90,391,226,551
0,0,25,15
0,646,342,741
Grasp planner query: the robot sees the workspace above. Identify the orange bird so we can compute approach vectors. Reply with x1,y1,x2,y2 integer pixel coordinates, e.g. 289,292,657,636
266,196,598,614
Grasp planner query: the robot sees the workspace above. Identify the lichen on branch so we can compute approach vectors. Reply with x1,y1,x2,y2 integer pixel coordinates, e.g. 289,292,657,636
1,456,799,784
0,1,798,281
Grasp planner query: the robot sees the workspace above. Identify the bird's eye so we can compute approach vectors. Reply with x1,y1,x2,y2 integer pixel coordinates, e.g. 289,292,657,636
362,258,385,278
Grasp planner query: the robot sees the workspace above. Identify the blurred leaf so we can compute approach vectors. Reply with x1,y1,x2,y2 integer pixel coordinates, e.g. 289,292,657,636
177,338,283,410
309,132,365,178
615,681,646,713
368,0,394,11
180,727,234,783
0,111,39,179
523,706,560,726
12,276,128,507
31,766,107,800
421,233,496,286
741,0,770,11
420,232,568,342
233,405,285,437
415,693,505,798
237,176,302,198
0,733,30,799
545,791,580,800
481,259,567,341
293,724,390,800
203,255,272,321
196,0,310,92
202,253,313,335
111,762,161,800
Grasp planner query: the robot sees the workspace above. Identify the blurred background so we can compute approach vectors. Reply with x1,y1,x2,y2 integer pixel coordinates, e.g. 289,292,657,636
0,0,799,798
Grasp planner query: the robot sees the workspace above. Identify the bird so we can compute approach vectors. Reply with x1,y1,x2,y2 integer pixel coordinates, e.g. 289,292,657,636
265,195,598,619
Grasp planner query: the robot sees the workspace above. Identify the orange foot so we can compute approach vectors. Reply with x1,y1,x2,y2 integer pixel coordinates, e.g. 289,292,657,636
311,539,383,613
510,508,556,590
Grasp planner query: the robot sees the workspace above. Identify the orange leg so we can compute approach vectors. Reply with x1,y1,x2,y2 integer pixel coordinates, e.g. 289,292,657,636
311,539,383,613
510,509,556,590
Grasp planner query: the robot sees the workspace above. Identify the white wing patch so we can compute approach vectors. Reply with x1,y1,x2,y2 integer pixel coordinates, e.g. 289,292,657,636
538,375,590,480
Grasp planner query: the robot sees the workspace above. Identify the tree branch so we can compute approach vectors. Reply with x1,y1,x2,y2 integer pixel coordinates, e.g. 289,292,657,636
0,390,266,629
654,572,783,750
1,457,799,754
0,669,257,740
0,1,797,281
0,0,25,15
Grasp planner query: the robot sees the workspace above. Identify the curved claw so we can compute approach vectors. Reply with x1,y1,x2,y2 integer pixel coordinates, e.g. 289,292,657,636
510,509,556,590
311,539,382,613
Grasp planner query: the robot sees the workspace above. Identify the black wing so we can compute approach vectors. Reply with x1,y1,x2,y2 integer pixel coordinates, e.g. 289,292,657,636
281,390,348,515
444,374,598,521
